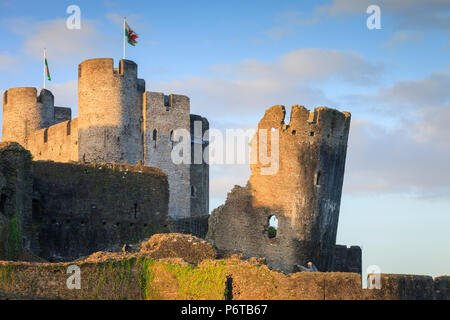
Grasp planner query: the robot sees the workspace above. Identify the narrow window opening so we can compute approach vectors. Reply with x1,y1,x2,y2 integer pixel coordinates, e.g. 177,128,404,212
169,130,174,149
134,203,137,219
310,131,314,137
292,130,296,135
266,215,278,239
44,129,48,143
164,95,171,108
316,171,321,186
191,185,196,198
152,129,157,142
0,194,8,214
31,199,40,221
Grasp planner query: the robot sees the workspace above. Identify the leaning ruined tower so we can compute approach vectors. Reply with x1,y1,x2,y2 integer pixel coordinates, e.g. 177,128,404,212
208,105,351,272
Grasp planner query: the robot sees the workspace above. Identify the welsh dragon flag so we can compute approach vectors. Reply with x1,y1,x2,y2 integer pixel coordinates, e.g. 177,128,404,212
45,57,51,81
125,22,138,46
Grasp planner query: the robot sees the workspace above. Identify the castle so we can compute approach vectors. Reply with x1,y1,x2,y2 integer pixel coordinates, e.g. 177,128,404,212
0,57,359,271
2,58,209,220
1,60,448,298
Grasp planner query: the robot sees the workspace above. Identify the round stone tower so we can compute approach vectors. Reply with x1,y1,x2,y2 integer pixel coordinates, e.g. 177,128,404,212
2,87,54,147
77,58,144,164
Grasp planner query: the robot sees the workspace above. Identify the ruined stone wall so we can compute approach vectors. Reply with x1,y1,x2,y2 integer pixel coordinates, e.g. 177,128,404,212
333,245,362,274
208,105,351,273
30,161,169,261
77,58,144,164
0,142,33,260
143,92,191,219
27,118,79,162
54,107,72,124
190,114,209,216
0,255,448,300
169,215,210,239
2,88,54,147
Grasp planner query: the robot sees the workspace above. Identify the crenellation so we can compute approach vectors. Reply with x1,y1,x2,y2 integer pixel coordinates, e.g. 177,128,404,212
53,106,71,124
2,57,209,237
2,87,54,147
137,78,146,93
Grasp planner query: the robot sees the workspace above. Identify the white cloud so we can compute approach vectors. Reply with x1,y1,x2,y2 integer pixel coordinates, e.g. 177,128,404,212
149,48,380,122
0,52,19,72
212,49,381,84
265,11,319,40
344,110,450,199
383,31,424,48
318,0,450,32
376,72,450,108
345,72,450,113
23,19,111,65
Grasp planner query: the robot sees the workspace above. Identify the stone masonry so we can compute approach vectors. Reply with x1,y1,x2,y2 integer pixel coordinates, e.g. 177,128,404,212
1,58,209,219
208,105,351,273
0,142,169,261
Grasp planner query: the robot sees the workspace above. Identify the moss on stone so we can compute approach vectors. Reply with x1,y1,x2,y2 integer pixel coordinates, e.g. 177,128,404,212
7,214,21,260
138,258,226,300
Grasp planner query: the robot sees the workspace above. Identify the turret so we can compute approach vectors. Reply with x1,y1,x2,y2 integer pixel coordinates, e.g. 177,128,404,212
77,58,144,164
249,105,351,271
2,88,54,147
142,91,191,219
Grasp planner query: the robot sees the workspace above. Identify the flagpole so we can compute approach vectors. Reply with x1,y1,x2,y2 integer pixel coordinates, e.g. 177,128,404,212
123,17,126,60
43,48,46,90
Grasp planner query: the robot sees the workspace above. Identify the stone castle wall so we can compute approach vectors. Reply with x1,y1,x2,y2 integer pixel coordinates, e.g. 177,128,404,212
27,118,79,162
190,114,209,216
30,161,169,261
0,142,33,261
0,142,170,262
0,256,448,300
208,105,351,273
333,245,362,274
143,92,191,219
1,58,210,219
77,58,144,164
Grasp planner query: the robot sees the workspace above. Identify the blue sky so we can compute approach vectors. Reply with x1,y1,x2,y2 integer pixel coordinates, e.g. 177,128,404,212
1,0,449,279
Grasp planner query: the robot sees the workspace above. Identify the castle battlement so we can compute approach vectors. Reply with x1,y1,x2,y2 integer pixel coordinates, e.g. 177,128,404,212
258,104,351,142
143,91,190,111
1,57,209,220
2,87,55,147
78,58,138,79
